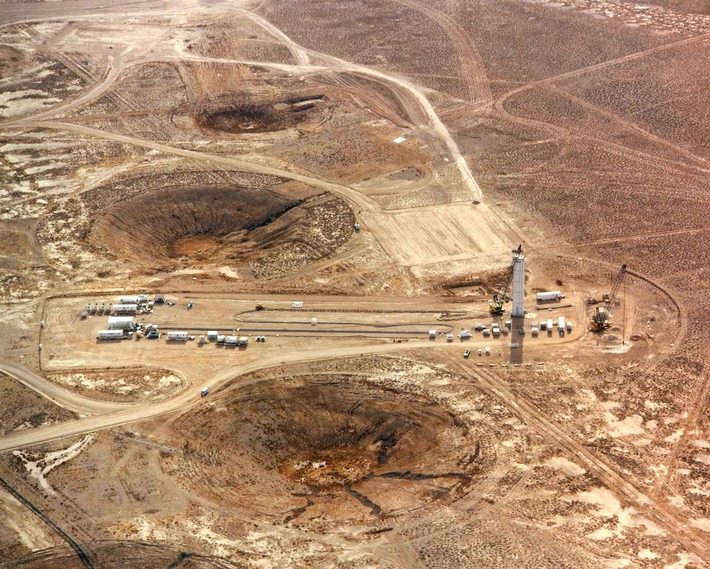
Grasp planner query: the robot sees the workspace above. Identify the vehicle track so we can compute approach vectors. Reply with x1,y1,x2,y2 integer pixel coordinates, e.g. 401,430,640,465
391,0,491,106
468,366,710,559
0,471,94,568
652,349,710,497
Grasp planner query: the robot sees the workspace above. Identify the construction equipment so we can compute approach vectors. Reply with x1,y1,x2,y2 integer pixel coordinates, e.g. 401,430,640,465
489,245,522,315
590,264,627,331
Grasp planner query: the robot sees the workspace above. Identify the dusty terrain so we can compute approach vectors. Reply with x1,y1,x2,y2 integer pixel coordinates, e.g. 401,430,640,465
1,0,710,568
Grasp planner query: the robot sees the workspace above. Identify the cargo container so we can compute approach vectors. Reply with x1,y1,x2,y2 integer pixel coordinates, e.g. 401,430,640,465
531,327,539,337
97,329,124,340
536,291,564,302
167,331,189,341
107,316,134,330
216,335,226,344
207,331,219,341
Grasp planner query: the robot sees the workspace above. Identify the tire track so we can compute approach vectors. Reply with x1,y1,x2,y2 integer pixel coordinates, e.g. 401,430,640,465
390,0,491,105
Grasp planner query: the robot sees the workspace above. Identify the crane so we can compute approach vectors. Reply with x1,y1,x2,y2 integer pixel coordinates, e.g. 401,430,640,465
489,245,522,315
590,264,627,331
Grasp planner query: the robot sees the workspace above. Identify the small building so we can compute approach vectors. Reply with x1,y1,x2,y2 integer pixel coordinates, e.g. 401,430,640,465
459,329,472,339
237,337,249,347
107,316,134,330
97,329,124,341
207,331,219,341
154,294,166,304
225,335,238,346
113,304,138,315
166,331,189,341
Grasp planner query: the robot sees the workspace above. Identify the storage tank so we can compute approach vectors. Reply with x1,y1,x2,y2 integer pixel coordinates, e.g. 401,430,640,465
166,331,189,341
97,329,124,340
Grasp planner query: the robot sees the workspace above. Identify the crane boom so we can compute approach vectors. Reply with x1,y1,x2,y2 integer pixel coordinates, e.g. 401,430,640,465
489,245,522,315
591,264,627,331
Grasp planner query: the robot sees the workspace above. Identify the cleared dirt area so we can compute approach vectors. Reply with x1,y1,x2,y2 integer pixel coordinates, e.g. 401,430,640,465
1,0,710,568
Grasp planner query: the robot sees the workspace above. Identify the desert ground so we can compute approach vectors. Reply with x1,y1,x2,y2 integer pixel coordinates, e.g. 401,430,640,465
1,0,710,567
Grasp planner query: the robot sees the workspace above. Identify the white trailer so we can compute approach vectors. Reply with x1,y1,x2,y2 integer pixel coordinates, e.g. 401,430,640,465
536,291,564,302
167,331,189,342
97,329,124,341
107,316,134,330
225,335,238,346
119,295,148,305
113,304,138,315
207,331,219,341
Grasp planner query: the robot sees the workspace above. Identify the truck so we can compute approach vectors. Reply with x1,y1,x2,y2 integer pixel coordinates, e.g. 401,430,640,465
566,321,573,332
166,331,189,342
536,291,564,302
97,329,124,341
558,316,566,336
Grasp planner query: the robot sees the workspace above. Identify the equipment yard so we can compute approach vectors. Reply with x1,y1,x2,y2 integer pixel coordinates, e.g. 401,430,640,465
1,0,710,568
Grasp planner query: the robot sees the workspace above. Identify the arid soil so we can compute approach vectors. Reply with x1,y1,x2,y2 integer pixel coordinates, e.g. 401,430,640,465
1,0,710,568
